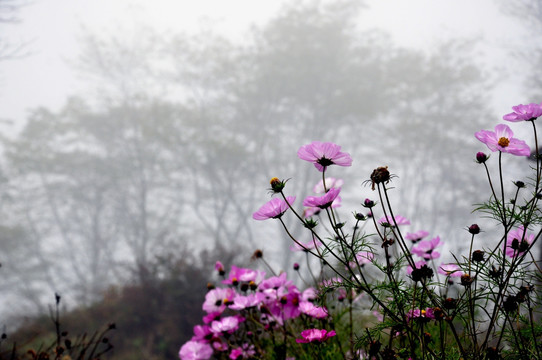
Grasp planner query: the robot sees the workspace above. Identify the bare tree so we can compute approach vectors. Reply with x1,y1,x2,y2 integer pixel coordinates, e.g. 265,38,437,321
1,0,493,310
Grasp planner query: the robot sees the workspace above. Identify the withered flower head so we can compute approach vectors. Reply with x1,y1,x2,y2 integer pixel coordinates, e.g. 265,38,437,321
369,166,390,190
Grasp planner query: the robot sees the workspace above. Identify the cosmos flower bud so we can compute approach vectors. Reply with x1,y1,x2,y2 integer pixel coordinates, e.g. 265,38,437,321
476,152,489,163
411,264,433,282
269,177,287,193
432,307,444,321
514,180,525,188
468,224,480,235
424,332,432,343
460,274,473,287
363,198,375,208
443,298,458,309
503,295,518,313
486,347,500,360
472,250,484,263
293,263,300,271
354,212,367,221
489,265,502,280
304,218,318,229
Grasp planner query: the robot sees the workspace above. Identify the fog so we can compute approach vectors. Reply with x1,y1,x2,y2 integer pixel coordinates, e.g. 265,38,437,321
0,0,540,343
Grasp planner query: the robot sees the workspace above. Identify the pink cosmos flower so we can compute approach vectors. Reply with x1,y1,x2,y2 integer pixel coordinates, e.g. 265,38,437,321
296,328,337,343
253,196,296,220
179,340,213,360
405,230,430,243
211,315,245,334
191,324,212,342
503,103,542,122
222,265,266,285
438,263,463,277
303,188,341,209
304,196,341,217
475,124,531,156
411,236,442,260
202,288,236,313
258,272,293,293
299,301,329,319
229,293,265,310
212,340,228,352
506,226,534,258
349,251,374,268
215,261,224,274
297,141,353,172
301,287,318,302
378,215,410,227
290,238,322,252
202,312,221,324
406,308,435,322
320,276,342,287
313,177,344,193
373,310,384,322
229,344,255,360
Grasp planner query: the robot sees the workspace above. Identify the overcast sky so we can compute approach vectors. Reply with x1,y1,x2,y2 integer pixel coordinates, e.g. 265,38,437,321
0,0,531,130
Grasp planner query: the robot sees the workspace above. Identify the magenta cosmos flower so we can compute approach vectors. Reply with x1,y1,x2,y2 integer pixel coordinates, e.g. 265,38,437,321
179,340,213,360
378,214,410,227
313,177,344,193
412,236,442,260
303,187,341,209
475,124,530,156
229,344,255,360
297,141,352,172
438,263,463,277
296,329,337,343
506,226,534,258
253,196,295,220
221,265,266,285
503,103,542,122
406,230,429,243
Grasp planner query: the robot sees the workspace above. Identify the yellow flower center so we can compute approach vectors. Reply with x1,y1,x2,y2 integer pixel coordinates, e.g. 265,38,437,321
498,137,510,147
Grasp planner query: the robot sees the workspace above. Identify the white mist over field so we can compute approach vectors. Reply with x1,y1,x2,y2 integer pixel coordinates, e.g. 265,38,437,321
0,0,530,124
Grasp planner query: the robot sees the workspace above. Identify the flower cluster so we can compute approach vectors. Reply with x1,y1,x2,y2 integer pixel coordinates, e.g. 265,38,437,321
180,102,542,359
179,263,335,360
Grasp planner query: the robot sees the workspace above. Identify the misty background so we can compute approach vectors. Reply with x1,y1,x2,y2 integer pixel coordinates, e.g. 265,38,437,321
0,0,541,351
